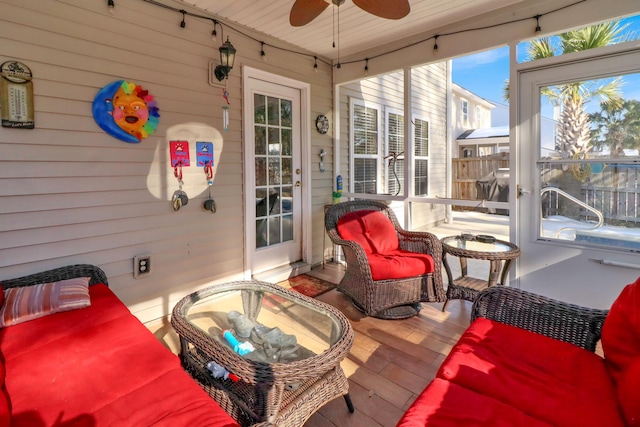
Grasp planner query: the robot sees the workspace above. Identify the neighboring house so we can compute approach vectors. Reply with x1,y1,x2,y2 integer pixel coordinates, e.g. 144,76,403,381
456,126,509,157
451,83,494,139
457,102,557,158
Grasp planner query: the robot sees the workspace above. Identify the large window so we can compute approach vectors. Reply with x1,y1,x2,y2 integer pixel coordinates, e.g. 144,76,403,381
351,99,380,194
414,118,430,196
350,99,430,196
386,110,404,196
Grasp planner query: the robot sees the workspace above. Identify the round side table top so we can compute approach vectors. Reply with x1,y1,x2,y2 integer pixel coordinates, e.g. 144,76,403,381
441,235,520,260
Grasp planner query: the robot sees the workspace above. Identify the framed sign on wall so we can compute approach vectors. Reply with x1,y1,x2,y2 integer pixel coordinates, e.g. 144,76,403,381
0,61,34,129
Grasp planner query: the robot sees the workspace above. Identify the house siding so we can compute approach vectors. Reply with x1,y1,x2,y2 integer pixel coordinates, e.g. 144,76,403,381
0,0,334,322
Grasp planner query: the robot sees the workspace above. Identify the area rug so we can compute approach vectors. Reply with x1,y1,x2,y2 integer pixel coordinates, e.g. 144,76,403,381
277,274,336,298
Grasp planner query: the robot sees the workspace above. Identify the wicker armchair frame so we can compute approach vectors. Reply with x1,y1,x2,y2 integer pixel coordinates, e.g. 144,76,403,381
1,264,109,289
471,286,608,352
324,200,445,319
171,280,355,427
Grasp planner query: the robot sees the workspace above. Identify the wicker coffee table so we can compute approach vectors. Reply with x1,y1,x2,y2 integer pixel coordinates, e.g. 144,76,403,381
171,280,354,427
441,235,520,311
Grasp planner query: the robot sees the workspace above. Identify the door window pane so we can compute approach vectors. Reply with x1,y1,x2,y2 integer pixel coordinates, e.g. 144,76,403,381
255,158,267,186
254,94,266,124
538,74,640,251
268,96,279,125
255,93,295,248
255,126,266,155
269,216,281,245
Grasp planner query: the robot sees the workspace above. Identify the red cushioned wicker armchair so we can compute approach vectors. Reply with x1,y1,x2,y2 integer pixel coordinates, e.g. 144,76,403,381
324,200,445,319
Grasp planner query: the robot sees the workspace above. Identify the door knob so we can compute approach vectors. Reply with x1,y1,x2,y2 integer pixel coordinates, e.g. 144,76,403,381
295,181,301,187
517,185,530,198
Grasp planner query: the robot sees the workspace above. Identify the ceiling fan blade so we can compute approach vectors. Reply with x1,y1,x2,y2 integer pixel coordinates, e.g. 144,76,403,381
290,0,330,26
352,0,410,20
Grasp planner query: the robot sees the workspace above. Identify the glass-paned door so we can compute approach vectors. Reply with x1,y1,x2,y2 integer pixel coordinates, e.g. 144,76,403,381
245,77,302,275
517,45,640,308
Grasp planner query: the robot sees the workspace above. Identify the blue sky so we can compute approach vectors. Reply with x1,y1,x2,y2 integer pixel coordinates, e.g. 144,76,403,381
452,15,640,115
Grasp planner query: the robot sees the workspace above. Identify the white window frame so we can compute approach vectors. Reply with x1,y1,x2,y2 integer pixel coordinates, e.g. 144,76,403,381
385,108,405,196
461,99,469,127
476,105,482,126
349,97,383,194
412,115,430,196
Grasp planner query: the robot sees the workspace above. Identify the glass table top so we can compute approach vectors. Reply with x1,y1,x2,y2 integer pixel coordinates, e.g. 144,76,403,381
179,281,343,364
441,235,518,253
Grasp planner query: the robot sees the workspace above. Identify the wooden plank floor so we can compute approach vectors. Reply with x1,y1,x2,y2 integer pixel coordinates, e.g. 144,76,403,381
304,264,471,427
145,262,472,427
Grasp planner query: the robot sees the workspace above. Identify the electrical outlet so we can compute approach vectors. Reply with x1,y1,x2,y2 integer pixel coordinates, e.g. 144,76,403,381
133,255,151,279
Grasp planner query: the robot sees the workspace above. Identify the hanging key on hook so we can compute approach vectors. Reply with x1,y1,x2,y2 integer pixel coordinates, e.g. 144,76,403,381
203,162,216,213
170,141,191,211
172,163,189,211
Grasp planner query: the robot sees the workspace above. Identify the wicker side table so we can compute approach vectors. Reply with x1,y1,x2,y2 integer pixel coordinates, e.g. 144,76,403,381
171,280,354,427
441,235,520,311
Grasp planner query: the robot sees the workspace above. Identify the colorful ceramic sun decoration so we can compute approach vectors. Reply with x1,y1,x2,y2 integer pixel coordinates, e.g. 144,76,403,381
92,80,160,143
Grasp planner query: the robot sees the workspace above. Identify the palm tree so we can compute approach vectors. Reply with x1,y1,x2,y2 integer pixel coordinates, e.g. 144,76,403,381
589,99,640,156
506,22,631,167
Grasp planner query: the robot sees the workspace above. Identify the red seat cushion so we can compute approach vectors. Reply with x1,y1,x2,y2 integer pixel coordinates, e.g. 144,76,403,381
437,318,624,427
396,378,553,427
602,276,640,426
1,284,239,427
337,210,399,254
367,250,434,281
337,210,434,280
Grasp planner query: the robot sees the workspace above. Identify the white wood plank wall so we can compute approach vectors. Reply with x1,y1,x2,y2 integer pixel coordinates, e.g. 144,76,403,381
0,0,333,322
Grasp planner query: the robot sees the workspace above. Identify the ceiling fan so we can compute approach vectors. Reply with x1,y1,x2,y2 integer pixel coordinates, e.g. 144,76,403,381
289,0,410,27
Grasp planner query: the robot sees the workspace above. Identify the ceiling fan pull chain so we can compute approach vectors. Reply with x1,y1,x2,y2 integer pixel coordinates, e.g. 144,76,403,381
332,3,335,48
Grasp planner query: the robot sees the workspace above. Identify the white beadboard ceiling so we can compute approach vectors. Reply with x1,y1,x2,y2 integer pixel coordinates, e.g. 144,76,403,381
179,0,527,61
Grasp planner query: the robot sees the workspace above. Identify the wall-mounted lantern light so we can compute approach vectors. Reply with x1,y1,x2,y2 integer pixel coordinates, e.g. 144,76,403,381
214,37,237,81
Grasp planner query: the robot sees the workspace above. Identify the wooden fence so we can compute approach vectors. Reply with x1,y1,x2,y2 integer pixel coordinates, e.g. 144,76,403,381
543,163,640,226
451,153,509,200
451,154,640,226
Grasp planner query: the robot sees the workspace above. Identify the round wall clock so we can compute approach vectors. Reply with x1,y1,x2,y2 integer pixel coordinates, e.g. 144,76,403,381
315,114,329,134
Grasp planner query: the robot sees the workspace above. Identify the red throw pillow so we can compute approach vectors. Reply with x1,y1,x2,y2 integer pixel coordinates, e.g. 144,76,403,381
602,277,640,378
336,210,399,254
602,277,640,426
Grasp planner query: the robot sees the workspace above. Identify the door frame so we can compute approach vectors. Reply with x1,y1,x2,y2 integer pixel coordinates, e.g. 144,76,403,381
513,41,640,307
242,66,312,279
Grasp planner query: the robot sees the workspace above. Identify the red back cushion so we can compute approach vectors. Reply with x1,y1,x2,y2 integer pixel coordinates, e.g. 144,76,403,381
336,210,399,254
602,277,640,426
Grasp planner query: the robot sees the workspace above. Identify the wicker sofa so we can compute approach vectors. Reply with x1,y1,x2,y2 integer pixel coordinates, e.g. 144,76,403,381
397,279,640,426
0,264,240,427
